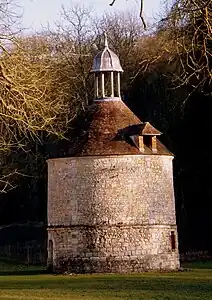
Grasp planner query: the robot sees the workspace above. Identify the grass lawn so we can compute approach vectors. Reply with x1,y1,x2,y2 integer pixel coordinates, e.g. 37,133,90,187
0,259,211,300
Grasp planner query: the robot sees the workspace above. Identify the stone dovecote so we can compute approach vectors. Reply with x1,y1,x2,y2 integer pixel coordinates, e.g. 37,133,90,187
47,34,180,273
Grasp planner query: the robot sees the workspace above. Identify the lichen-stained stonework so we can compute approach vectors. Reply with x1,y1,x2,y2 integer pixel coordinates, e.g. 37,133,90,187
47,155,180,273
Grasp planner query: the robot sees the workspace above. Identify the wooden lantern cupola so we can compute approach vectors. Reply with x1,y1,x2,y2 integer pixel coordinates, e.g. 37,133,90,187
90,33,123,101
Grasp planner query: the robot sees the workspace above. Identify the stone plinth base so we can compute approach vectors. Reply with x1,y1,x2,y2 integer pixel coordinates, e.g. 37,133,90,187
47,225,180,274
53,255,180,274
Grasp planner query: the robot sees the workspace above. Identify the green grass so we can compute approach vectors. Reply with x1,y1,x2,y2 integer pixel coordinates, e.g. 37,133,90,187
0,259,211,300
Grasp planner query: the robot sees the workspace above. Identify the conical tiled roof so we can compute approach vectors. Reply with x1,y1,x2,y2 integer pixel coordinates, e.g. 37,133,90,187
79,100,171,156
80,100,140,156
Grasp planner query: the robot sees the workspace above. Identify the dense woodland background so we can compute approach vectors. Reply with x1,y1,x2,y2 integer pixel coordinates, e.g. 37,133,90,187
0,0,211,256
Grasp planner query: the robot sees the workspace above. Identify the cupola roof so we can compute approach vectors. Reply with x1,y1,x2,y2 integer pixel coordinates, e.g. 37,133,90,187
90,34,123,73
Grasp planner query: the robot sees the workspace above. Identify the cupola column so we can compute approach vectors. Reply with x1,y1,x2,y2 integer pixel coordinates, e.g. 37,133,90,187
111,71,114,97
101,73,105,98
95,74,99,99
117,72,121,98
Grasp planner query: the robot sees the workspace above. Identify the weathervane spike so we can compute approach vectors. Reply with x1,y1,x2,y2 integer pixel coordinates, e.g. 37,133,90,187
104,32,108,48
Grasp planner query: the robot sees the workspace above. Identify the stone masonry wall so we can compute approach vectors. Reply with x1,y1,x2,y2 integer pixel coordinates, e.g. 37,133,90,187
48,225,179,273
47,155,180,272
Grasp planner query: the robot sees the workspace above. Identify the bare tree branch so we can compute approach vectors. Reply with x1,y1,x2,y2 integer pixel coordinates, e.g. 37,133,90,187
139,0,146,30
109,0,116,6
109,0,146,29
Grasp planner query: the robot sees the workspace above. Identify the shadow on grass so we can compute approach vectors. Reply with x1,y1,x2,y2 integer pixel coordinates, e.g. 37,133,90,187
0,272,211,296
0,269,48,276
0,257,47,276
182,260,212,269
0,260,211,299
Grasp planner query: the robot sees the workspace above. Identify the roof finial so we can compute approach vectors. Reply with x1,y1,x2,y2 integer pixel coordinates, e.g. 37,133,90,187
104,32,108,48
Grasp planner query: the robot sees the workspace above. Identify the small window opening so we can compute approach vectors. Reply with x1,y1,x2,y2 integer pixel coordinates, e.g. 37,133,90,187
144,136,151,148
143,136,157,152
170,231,176,251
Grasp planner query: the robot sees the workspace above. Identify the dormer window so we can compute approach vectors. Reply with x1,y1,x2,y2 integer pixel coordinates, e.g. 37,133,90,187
129,122,162,153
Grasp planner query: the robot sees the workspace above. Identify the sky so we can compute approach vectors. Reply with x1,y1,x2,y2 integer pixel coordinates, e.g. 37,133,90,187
18,0,165,32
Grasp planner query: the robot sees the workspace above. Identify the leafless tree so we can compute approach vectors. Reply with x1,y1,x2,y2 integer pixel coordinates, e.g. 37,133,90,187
109,0,146,29
0,1,83,193
48,4,95,107
159,0,212,96
0,34,76,193
0,0,21,50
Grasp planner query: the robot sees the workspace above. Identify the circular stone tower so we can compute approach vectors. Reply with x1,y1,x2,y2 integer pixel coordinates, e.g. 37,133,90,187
47,35,180,273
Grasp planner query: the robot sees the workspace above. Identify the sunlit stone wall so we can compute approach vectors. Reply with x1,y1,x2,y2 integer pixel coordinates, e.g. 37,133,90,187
47,155,180,273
